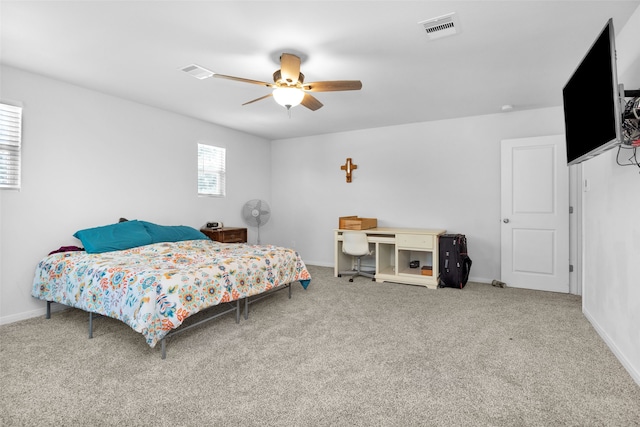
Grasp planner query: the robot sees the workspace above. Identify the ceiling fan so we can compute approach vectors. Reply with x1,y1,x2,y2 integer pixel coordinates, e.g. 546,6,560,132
184,53,362,112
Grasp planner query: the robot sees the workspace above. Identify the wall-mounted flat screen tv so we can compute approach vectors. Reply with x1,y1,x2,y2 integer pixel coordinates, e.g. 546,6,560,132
563,18,622,165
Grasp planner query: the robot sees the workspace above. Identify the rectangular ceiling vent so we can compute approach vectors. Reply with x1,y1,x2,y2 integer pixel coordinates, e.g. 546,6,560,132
180,64,214,79
418,12,460,40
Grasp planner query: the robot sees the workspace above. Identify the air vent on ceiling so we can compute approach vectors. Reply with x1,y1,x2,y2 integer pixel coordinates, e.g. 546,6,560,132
180,64,214,79
418,12,460,40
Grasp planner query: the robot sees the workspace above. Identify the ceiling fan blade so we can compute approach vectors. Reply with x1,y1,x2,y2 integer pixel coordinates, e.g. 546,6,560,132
303,80,363,92
214,74,273,87
301,93,323,111
280,53,301,84
242,93,273,106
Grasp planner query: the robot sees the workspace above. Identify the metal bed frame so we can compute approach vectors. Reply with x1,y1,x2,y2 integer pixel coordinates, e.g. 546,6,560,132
243,281,292,320
46,299,242,359
44,280,295,359
159,301,241,359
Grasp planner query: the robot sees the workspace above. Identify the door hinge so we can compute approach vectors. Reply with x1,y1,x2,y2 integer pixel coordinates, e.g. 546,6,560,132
569,264,574,272
569,206,574,214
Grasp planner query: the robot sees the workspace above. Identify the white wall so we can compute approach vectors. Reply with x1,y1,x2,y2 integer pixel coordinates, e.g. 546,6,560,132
581,153,640,385
268,108,565,283
581,6,640,385
0,66,271,323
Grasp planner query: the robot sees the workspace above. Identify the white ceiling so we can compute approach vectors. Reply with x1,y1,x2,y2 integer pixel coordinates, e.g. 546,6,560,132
1,1,638,140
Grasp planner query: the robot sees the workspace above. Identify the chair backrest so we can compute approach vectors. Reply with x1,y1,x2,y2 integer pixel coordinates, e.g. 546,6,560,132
342,232,371,257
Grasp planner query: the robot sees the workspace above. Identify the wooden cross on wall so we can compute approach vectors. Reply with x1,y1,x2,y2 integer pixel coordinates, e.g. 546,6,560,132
340,158,357,183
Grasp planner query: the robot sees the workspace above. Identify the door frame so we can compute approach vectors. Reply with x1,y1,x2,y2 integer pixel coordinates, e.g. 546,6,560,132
569,163,583,295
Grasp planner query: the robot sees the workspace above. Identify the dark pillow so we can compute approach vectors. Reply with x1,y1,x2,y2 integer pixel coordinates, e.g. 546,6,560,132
73,220,153,254
140,221,208,243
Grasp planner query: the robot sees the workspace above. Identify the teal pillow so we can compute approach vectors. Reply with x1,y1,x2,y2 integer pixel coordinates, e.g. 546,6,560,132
140,221,208,243
73,220,153,254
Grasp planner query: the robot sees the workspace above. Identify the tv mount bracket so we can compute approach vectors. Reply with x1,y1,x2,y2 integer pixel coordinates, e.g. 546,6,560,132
619,83,640,98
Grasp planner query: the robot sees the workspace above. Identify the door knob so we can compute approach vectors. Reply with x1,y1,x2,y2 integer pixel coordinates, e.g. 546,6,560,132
503,218,510,223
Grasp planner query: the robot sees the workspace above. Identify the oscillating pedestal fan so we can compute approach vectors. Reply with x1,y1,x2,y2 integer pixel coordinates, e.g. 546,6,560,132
241,199,271,244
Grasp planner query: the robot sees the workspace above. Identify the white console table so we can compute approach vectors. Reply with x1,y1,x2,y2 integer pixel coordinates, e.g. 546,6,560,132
334,227,446,289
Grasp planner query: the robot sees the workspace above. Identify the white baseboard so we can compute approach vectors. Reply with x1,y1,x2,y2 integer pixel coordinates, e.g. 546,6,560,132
0,303,67,325
583,307,640,387
305,261,333,268
469,275,492,285
308,262,493,284
0,307,46,325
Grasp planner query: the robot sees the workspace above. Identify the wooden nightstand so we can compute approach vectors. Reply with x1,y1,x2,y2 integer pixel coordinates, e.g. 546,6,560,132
200,227,247,243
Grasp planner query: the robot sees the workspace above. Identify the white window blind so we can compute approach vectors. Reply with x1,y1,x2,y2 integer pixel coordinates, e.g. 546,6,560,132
197,143,226,197
0,103,22,190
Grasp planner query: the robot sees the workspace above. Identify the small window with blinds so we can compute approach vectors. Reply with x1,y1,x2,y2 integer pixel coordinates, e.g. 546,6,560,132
197,143,226,197
0,103,23,190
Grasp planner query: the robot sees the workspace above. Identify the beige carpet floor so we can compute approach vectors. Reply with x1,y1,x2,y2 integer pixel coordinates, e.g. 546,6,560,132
1,265,639,426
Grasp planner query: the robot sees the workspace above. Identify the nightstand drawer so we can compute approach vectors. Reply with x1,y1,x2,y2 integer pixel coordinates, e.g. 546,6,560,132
201,227,247,243
220,228,247,243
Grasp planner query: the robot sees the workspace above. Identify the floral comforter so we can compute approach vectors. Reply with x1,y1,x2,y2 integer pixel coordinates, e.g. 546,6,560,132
32,240,311,347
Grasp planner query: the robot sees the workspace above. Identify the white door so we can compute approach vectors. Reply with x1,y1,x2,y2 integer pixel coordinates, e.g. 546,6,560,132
501,135,569,293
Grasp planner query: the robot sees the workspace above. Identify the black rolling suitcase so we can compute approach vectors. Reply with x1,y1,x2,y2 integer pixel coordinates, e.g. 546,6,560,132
438,234,472,289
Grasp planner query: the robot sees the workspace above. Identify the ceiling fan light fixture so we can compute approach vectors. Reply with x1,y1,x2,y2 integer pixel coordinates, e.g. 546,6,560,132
272,87,304,109
206,52,359,112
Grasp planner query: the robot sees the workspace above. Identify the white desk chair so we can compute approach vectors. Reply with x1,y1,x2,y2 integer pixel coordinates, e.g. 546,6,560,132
338,231,375,282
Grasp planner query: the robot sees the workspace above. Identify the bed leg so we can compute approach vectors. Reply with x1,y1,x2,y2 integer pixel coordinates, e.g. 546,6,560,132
161,339,166,360
289,283,292,299
88,312,93,339
235,299,240,324
244,298,249,320
46,301,51,319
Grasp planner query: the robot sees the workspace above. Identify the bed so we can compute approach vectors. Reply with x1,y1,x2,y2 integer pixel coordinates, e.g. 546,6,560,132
31,220,311,358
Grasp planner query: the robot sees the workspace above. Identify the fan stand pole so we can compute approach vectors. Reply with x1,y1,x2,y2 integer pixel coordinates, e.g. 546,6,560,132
257,225,261,245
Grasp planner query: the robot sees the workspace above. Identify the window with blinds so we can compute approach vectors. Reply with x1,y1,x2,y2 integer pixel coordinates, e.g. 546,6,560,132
197,143,226,197
0,103,23,190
